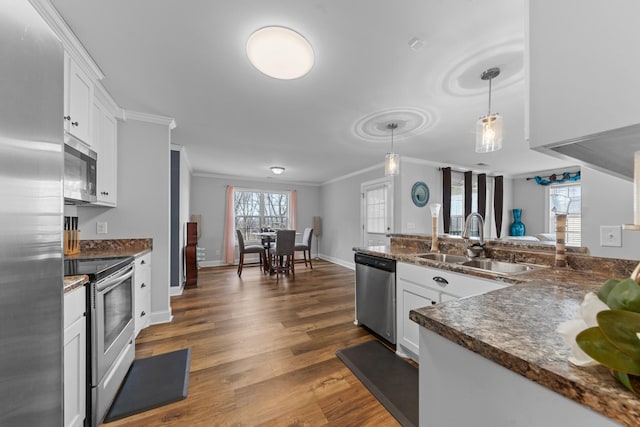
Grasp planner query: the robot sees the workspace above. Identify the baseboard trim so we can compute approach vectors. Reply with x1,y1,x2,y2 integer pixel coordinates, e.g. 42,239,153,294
150,309,173,325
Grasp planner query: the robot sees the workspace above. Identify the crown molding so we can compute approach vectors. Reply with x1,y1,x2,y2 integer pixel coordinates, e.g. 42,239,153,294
28,0,105,82
123,110,177,130
192,172,321,187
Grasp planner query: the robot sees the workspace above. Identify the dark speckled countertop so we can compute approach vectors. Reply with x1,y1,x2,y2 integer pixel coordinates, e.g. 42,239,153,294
355,239,640,426
63,238,152,293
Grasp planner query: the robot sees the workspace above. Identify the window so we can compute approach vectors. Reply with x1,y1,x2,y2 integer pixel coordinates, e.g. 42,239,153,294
234,189,290,241
548,184,581,246
449,173,479,236
365,185,388,233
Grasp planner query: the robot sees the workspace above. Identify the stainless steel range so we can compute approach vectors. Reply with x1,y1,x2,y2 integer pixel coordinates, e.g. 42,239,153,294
65,256,135,427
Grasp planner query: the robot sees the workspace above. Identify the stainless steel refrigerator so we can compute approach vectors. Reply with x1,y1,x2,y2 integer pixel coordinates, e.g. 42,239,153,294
0,1,65,425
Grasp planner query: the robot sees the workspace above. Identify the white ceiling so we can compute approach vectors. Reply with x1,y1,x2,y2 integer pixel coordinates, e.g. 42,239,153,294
50,0,574,185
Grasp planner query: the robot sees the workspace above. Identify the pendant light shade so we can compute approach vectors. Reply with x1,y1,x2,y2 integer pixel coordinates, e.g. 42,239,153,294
384,123,399,176
476,67,503,153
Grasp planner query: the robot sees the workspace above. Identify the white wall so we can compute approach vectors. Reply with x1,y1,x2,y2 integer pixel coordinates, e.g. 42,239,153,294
190,174,321,265
512,177,546,236
320,167,382,267
78,118,172,323
399,159,443,234
177,146,191,286
581,167,640,259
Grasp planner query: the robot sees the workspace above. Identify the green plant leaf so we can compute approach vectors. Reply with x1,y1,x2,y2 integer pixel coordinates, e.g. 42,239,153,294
598,278,622,304
612,370,637,394
605,279,640,312
576,327,640,375
597,310,640,358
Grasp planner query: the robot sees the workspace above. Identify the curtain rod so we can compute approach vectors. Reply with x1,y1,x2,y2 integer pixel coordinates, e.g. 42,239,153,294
525,170,581,181
438,167,502,178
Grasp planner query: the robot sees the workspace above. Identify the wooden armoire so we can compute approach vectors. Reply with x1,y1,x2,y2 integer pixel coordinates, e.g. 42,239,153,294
185,222,198,288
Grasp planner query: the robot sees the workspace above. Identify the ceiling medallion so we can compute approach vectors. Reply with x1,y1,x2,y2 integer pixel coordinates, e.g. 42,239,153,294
353,107,436,142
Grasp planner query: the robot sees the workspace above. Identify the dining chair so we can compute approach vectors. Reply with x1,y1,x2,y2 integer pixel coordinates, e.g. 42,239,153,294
236,230,265,276
294,227,313,269
268,230,296,282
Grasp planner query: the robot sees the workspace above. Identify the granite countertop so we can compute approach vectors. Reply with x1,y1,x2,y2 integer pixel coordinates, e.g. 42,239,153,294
64,275,88,293
65,238,152,260
353,244,640,425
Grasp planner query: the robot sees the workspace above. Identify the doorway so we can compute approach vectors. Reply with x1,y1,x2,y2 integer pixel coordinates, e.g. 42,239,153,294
361,177,394,247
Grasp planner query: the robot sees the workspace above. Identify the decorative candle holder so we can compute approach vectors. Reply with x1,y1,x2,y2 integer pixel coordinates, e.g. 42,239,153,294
551,194,571,267
429,203,441,252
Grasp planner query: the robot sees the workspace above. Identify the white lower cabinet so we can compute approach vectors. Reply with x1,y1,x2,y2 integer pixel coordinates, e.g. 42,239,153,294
396,262,507,362
64,285,86,427
134,252,151,336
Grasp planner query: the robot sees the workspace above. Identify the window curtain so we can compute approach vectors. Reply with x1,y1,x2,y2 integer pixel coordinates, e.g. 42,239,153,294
442,167,452,233
223,185,236,264
464,171,473,220
494,176,504,238
483,176,498,239
477,173,487,220
290,190,297,231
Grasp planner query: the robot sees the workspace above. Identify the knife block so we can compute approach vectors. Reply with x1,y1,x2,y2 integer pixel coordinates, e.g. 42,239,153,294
64,230,80,256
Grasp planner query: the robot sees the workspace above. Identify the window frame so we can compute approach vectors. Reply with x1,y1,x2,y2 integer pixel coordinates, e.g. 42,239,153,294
233,188,292,243
545,183,582,246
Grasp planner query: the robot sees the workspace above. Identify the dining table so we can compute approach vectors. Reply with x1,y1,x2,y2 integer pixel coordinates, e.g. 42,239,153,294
255,231,300,274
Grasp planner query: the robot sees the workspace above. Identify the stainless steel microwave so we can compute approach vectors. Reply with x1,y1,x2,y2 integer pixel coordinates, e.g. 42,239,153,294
64,137,97,204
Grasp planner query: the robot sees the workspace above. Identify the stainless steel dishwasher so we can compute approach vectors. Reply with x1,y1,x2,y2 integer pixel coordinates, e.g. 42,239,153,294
354,252,396,344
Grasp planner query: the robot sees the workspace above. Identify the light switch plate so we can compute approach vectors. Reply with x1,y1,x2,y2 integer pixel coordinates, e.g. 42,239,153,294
600,225,622,247
97,221,108,234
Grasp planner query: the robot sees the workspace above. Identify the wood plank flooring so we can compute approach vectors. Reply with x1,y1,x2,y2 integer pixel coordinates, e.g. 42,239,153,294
102,260,401,426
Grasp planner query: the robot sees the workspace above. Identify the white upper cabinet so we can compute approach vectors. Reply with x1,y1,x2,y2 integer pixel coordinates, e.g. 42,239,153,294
527,0,640,149
92,99,118,206
64,52,94,146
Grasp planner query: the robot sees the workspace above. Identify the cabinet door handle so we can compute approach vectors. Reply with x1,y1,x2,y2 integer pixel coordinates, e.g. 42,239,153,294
141,283,146,288
140,260,146,265
71,121,79,127
63,115,71,121
432,276,448,286
431,300,437,305
141,311,146,317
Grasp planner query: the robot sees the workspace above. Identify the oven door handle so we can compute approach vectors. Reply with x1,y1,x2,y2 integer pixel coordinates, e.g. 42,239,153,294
96,265,134,293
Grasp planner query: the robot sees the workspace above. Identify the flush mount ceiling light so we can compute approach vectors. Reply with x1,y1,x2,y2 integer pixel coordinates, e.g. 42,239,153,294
270,166,285,175
246,26,314,80
384,123,399,176
476,67,503,153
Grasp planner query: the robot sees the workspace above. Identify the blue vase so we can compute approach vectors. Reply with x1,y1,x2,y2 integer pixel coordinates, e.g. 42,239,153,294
510,208,526,236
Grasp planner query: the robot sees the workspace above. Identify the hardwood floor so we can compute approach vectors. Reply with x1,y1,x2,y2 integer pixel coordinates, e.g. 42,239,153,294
103,260,400,426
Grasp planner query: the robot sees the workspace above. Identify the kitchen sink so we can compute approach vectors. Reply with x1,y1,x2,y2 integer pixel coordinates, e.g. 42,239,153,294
416,253,468,263
460,259,546,275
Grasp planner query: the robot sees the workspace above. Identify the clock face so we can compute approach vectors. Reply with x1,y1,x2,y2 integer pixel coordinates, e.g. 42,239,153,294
411,181,429,207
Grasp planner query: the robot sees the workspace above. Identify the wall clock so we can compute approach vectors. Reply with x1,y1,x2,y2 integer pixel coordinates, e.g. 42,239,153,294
411,181,429,207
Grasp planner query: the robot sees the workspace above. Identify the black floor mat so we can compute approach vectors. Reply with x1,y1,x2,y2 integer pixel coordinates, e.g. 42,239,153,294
104,348,191,423
336,340,418,427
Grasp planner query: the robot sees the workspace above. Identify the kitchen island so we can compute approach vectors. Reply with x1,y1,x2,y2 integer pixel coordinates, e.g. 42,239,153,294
358,236,640,426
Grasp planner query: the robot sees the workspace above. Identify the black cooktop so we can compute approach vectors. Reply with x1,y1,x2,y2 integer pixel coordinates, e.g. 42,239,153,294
64,256,134,281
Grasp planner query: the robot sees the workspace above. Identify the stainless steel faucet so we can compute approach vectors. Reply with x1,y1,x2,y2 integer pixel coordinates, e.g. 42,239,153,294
462,212,485,257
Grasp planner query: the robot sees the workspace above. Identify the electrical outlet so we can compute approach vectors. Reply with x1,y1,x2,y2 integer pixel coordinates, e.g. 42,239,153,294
97,222,108,234
600,225,621,247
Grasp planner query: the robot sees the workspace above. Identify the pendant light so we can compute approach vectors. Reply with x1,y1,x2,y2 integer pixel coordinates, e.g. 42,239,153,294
384,123,399,176
475,67,503,153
